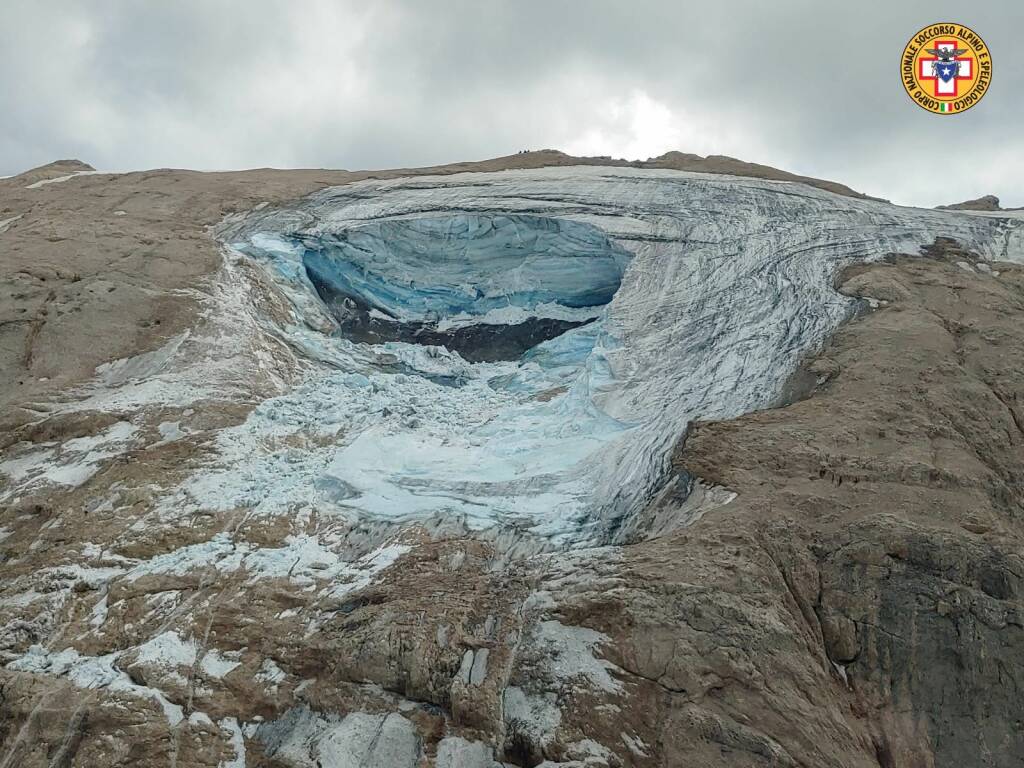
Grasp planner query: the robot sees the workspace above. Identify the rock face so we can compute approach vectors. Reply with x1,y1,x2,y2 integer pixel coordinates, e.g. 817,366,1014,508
1,155,1023,767
672,244,1024,766
937,194,1002,211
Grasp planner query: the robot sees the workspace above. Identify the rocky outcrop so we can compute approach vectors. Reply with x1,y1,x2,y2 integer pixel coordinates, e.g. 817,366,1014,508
451,149,878,200
643,150,880,200
937,194,1001,211
1,156,1023,767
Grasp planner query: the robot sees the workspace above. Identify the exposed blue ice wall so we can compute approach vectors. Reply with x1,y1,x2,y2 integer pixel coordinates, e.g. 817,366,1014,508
302,214,632,323
293,214,633,362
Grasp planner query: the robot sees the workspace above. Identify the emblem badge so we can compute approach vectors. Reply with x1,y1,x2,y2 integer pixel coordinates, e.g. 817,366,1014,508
901,23,992,114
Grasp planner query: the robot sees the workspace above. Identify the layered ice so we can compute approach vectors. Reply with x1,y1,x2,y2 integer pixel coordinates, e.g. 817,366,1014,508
268,214,631,364
302,214,630,324
205,166,1022,547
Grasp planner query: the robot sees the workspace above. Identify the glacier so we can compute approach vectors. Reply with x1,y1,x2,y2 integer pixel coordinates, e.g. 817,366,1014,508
196,166,1022,550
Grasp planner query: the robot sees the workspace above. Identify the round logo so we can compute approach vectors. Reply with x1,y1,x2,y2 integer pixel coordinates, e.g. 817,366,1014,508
900,23,992,114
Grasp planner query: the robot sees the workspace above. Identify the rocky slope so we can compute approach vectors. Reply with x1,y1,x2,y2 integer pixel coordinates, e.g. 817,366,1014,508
0,155,1022,768
937,195,1003,212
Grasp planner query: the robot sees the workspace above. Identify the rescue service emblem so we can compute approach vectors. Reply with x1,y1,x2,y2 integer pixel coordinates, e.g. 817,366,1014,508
901,23,992,114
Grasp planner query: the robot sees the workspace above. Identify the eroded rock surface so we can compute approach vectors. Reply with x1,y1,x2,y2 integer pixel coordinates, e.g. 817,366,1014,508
656,245,1024,766
1,156,1022,768
937,194,1002,211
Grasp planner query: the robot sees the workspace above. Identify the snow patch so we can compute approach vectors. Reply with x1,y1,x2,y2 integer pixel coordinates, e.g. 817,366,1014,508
133,630,197,684
219,717,246,768
621,732,650,757
95,333,189,386
151,420,186,447
7,645,185,726
0,420,138,498
123,533,409,594
200,649,241,679
535,620,622,693
0,214,22,233
26,170,103,188
502,686,561,751
89,594,109,629
255,657,287,692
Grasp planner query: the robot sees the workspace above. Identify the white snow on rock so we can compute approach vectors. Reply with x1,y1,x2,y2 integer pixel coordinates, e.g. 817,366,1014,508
0,420,138,498
89,594,109,629
0,214,22,233
25,170,103,189
152,420,186,446
133,630,197,674
534,619,622,693
63,253,296,420
5,633,245,729
255,707,422,768
502,686,561,753
255,657,287,692
123,532,409,595
7,646,185,726
95,332,190,386
200,648,242,679
218,717,247,768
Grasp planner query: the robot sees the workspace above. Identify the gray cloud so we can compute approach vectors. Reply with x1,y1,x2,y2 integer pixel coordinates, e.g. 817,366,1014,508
1,1,1020,206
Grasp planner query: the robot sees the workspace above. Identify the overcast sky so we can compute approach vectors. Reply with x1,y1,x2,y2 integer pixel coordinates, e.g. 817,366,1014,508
1,1,1020,206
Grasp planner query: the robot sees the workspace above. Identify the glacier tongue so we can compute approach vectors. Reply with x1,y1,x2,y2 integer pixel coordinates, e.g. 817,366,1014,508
206,166,1022,548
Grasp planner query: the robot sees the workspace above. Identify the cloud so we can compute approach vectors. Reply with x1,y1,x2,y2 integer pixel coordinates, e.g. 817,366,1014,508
0,0,1020,206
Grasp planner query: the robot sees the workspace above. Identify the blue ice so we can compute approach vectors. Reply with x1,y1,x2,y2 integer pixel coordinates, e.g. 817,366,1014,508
220,215,637,544
297,214,632,322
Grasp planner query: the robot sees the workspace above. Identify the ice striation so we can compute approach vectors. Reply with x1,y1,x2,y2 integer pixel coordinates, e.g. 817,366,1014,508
202,166,1023,549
